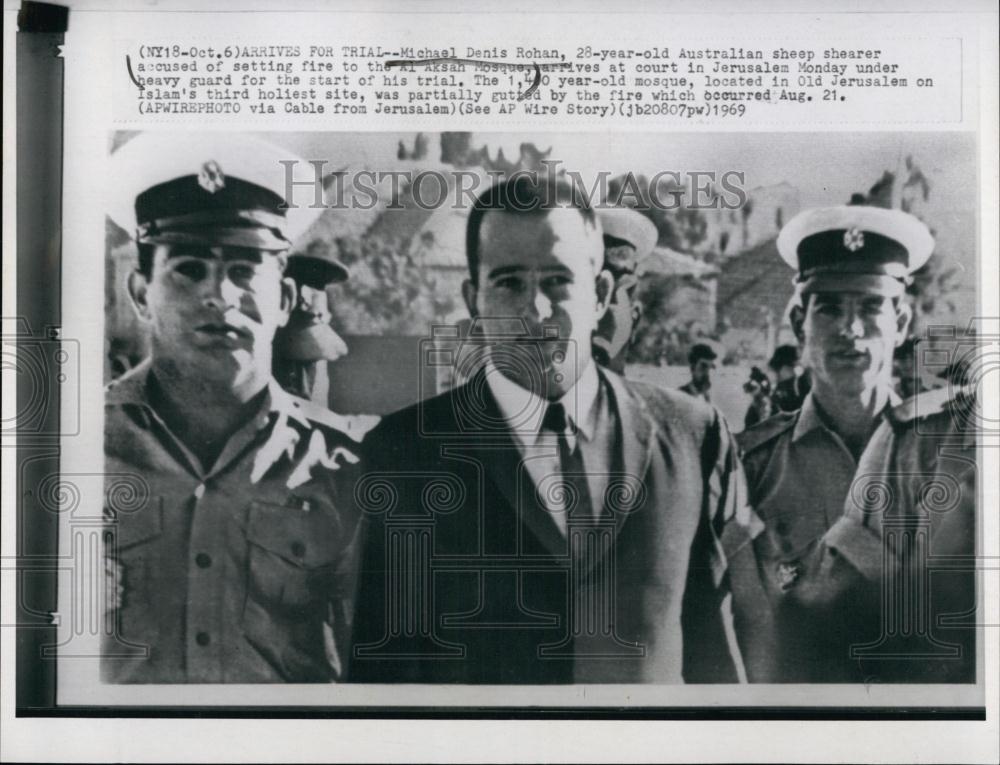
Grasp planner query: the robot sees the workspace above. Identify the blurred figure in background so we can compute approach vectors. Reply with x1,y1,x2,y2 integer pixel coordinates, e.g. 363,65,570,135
768,343,810,413
679,342,717,403
742,366,774,430
892,336,928,400
592,207,658,375
272,251,349,404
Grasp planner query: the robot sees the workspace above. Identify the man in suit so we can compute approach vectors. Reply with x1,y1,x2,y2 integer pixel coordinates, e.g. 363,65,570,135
350,176,750,684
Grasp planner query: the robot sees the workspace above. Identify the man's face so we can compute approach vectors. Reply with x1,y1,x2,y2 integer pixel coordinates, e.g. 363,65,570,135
463,208,611,399
691,357,715,387
290,284,332,329
593,245,641,370
799,290,909,397
130,243,292,386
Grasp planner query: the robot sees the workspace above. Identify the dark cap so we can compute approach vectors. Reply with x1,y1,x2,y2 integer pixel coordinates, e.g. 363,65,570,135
688,342,718,365
285,251,349,288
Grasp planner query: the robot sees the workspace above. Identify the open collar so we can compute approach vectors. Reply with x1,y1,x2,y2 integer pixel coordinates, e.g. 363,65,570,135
793,388,902,443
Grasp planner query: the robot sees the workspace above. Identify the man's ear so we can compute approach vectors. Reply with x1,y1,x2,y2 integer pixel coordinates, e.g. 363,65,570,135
594,269,614,320
126,270,152,323
461,279,479,318
628,302,643,348
789,302,806,344
893,299,913,347
277,276,296,328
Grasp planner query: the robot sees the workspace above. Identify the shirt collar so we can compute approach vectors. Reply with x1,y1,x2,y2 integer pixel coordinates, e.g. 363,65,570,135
485,356,602,449
793,388,902,442
105,357,310,431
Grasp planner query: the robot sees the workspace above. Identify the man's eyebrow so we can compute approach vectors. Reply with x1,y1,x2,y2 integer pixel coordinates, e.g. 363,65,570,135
164,246,214,260
164,247,265,263
486,265,571,279
221,247,264,263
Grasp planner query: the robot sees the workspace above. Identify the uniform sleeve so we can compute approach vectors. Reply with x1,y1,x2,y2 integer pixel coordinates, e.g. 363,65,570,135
682,408,759,683
787,422,898,609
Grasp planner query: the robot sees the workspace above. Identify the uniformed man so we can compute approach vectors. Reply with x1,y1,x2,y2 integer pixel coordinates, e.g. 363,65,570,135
806,384,978,683
272,250,349,403
591,206,658,374
103,133,362,683
679,342,718,402
768,344,810,413
727,205,934,683
892,336,929,400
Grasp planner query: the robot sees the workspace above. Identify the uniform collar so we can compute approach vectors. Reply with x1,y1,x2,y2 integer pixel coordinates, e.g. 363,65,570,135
105,357,310,431
793,388,901,443
485,356,601,449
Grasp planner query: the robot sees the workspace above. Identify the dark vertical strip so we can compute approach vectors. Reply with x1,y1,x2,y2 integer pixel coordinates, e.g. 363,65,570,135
16,1,69,712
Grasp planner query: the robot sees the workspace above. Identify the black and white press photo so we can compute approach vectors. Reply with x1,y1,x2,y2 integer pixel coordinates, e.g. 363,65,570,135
92,130,982,692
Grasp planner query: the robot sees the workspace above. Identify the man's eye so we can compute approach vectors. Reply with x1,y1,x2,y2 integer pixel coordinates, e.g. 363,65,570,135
494,277,523,291
173,261,207,281
541,275,572,290
227,263,257,286
816,303,842,316
861,300,889,316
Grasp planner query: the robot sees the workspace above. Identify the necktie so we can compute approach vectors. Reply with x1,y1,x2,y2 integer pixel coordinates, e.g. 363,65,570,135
541,401,595,530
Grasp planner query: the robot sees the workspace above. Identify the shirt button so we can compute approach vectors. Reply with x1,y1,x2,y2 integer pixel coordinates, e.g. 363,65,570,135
195,553,212,569
194,483,206,499
195,631,211,646
291,541,306,558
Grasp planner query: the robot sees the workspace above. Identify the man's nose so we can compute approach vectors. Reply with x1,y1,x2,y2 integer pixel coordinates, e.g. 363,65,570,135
839,307,866,339
531,289,554,322
202,265,241,311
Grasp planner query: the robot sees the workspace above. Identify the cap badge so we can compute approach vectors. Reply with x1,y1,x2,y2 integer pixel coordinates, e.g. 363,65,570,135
843,227,865,252
198,160,226,194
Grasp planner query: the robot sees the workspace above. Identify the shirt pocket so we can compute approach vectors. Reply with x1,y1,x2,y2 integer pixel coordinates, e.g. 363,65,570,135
106,498,164,611
245,500,341,616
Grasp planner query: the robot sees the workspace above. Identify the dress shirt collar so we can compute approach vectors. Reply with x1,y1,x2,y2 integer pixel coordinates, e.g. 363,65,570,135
485,356,601,449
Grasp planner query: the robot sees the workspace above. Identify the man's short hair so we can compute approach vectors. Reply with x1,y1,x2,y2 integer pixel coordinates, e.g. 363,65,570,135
768,344,800,372
137,242,156,279
465,174,599,286
688,342,718,366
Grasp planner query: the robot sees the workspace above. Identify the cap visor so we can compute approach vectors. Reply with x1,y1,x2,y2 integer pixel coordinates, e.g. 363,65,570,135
286,256,350,287
800,272,906,297
140,227,290,251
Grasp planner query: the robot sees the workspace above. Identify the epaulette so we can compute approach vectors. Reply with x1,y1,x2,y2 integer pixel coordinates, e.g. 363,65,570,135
886,385,973,427
287,395,381,444
736,409,798,455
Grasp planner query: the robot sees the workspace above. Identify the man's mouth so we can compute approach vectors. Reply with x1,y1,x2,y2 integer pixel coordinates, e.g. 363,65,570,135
830,347,870,365
195,322,251,341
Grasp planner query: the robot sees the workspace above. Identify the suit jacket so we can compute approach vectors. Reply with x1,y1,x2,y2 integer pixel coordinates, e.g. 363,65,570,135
349,367,749,684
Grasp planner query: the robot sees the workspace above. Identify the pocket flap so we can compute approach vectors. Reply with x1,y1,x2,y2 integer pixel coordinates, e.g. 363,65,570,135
247,500,339,568
108,498,163,549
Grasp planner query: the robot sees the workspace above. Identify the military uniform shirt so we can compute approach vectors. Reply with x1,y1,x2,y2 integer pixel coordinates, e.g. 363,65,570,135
103,361,361,683
812,387,978,683
729,390,899,682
